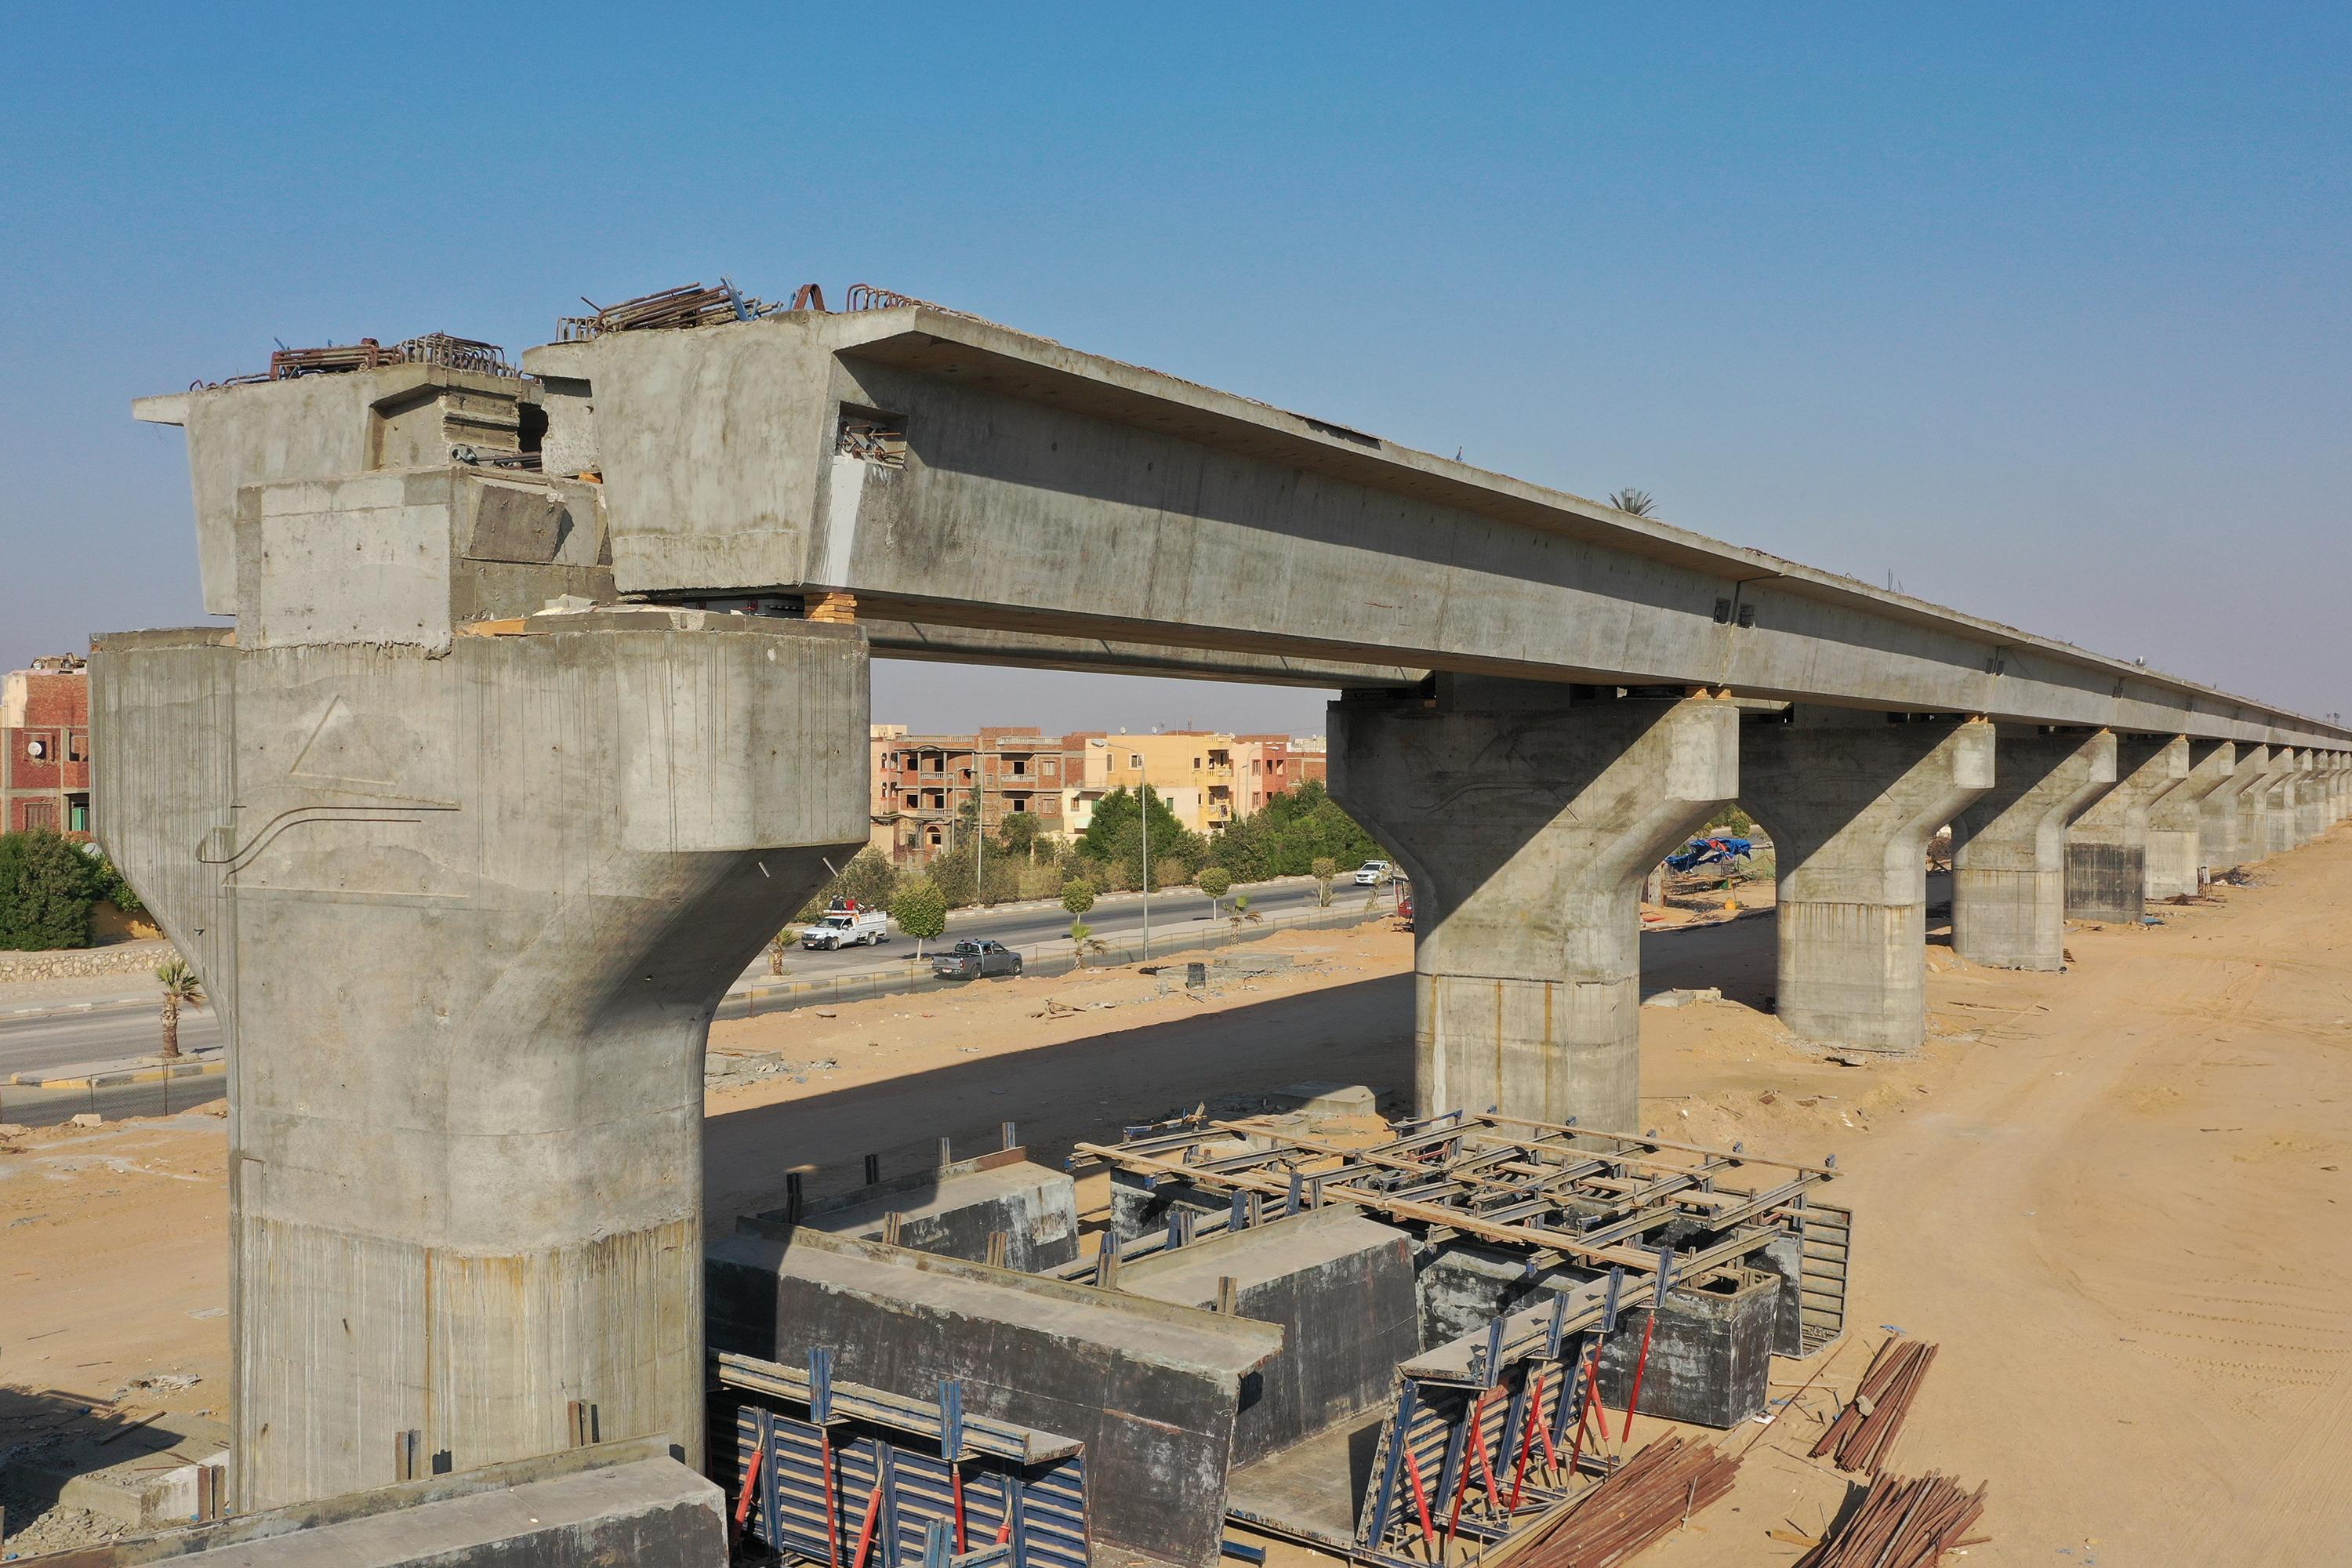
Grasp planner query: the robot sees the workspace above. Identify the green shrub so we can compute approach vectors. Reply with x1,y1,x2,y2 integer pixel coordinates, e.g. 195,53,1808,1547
0,829,100,950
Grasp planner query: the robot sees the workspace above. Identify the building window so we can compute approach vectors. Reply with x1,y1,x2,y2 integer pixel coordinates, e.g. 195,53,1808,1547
1130,753,1142,768
1010,798,1028,812
23,802,56,832
69,800,89,833
1011,758,1028,775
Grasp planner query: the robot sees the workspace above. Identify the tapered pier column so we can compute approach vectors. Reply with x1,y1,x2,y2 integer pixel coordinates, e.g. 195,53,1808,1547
2201,743,2267,873
95,612,869,1511
2265,750,2307,854
1739,710,1994,1050
2145,741,2235,899
2241,749,2286,858
2065,737,2188,922
1329,683,1737,1129
1948,729,2115,970
2296,751,2331,844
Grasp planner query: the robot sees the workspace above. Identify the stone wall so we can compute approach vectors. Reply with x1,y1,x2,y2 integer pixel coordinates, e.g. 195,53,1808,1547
0,937,169,982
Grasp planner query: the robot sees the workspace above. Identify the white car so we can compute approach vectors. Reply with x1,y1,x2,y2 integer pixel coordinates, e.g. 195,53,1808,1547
1352,859,1393,886
802,907,890,949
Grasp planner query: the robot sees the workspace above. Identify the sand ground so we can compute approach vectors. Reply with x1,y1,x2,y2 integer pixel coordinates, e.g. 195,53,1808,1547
2,829,2346,1563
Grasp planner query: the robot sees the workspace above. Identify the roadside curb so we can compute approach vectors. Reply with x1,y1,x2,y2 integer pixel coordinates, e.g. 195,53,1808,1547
11,1051,226,1089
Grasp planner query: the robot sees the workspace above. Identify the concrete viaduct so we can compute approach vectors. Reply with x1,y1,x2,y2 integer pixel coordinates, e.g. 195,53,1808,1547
107,299,2350,1512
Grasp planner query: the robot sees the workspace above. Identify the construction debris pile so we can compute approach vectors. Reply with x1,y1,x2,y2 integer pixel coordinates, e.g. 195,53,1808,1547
558,278,817,339
220,331,514,385
706,1103,1854,1568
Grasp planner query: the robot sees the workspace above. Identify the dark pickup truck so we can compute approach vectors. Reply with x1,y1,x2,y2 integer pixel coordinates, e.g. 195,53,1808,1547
932,939,1024,980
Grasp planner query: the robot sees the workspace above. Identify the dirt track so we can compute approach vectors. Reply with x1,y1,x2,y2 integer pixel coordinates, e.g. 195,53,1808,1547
5,829,2347,1563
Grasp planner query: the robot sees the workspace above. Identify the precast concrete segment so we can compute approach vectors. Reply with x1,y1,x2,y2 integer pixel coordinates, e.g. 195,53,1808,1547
1327,684,1737,1127
2145,740,2236,899
2064,736,2189,923
1738,711,1994,1051
91,612,870,1512
1948,729,2117,971
2201,742,2268,872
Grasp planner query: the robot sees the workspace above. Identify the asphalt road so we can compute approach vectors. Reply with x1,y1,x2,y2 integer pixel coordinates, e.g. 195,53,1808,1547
0,1001,220,1081
761,876,1369,979
0,876,1394,1090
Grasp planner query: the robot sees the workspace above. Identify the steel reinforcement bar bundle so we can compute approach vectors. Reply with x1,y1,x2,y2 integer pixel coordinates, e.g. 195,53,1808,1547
1497,1436,1738,1568
1795,1472,1987,1568
1812,1337,1937,1475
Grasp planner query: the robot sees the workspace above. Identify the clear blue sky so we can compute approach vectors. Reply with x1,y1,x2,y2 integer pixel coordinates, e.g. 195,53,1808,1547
3,3,2344,731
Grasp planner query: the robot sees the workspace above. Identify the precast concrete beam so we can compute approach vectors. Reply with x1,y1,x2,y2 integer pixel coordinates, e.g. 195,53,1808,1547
1327,682,1737,1129
2145,740,2235,899
1738,710,1994,1050
93,609,869,1512
1948,728,2116,971
2065,736,2189,922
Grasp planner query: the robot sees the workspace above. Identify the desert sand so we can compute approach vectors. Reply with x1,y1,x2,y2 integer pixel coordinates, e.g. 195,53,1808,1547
4,828,2347,1563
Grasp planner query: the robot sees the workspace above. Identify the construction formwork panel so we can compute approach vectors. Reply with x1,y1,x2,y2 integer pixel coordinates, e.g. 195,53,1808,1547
728,1407,1089,1568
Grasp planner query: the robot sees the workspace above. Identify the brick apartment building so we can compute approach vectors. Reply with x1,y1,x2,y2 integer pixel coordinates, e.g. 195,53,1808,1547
1233,733,1327,815
869,726,1073,861
869,722,1328,865
2,655,93,837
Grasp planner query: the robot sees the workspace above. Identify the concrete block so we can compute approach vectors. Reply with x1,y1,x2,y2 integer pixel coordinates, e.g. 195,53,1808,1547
5,1412,228,1530
1118,1208,1418,1465
18,1439,724,1568
1265,1082,1376,1118
747,1150,1080,1271
706,1226,1279,1568
1594,1269,1778,1429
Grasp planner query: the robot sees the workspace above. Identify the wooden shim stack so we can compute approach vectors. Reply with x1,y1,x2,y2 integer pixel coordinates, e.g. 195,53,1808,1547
1508,1435,1740,1568
1812,1337,1937,1474
1795,1472,1987,1568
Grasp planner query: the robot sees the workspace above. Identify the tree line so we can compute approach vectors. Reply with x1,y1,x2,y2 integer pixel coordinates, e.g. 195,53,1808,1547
786,779,1391,949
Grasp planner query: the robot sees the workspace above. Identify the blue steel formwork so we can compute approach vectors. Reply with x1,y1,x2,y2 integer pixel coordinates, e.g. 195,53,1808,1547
717,1351,1090,1568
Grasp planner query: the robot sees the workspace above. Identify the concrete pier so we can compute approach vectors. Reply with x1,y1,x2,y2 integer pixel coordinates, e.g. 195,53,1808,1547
2065,736,2188,922
1739,710,1993,1050
1329,684,1736,1127
1948,729,2116,971
94,608,868,1510
2145,741,2235,899
2239,747,2284,861
2264,750,2308,854
2296,748,2331,844
2201,742,2267,872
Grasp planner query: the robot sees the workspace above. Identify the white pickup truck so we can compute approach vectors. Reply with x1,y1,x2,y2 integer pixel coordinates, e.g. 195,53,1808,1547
800,907,890,949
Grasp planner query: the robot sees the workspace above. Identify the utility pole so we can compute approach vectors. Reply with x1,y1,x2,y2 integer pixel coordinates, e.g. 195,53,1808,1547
1139,755,1151,961
975,739,987,907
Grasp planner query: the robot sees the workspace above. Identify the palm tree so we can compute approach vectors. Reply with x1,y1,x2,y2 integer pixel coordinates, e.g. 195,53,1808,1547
155,957,205,1060
1609,488,1657,517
